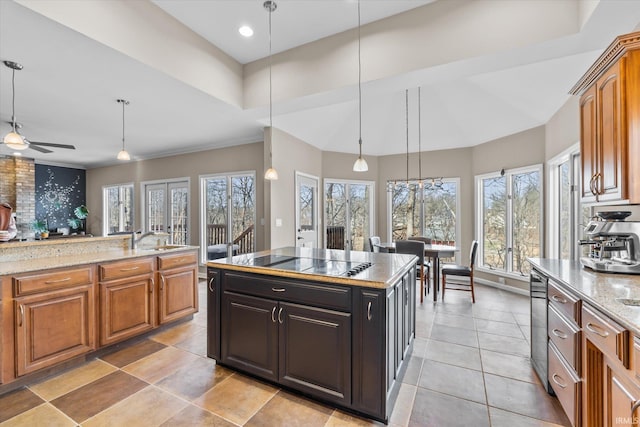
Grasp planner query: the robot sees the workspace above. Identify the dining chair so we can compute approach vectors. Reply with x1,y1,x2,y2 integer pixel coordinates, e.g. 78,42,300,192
408,236,432,295
441,240,479,303
395,240,426,303
369,236,389,253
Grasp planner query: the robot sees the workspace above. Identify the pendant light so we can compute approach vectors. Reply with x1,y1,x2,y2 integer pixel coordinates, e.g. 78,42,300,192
3,61,28,150
418,87,423,189
116,99,131,161
405,89,410,184
352,0,368,172
264,0,278,180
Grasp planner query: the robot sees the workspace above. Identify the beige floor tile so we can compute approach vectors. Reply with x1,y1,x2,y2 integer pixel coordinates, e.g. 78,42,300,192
30,359,117,401
194,374,277,425
123,346,201,384
82,386,187,427
174,327,208,357
245,391,333,427
150,321,205,345
159,404,237,427
0,403,76,427
388,383,417,427
489,407,568,426
324,410,385,426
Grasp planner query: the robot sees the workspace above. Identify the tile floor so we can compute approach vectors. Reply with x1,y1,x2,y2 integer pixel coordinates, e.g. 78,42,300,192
0,280,570,426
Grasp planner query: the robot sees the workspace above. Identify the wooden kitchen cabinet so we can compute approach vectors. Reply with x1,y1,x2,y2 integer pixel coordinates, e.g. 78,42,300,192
13,266,95,376
572,31,640,204
157,251,198,325
98,257,155,346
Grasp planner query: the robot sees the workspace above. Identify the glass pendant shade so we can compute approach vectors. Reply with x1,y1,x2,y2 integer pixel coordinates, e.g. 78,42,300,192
264,167,279,180
3,131,27,150
353,156,368,172
117,149,130,161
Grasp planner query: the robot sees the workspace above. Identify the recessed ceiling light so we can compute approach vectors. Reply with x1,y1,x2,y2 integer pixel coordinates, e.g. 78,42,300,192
13,152,22,156
239,25,254,37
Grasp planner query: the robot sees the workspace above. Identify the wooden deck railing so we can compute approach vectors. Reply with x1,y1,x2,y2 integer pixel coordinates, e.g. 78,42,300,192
326,226,345,249
207,223,254,255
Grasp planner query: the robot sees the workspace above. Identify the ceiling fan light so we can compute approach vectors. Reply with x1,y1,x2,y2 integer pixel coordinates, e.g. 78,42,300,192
264,167,279,180
353,156,368,172
117,149,130,161
3,131,28,150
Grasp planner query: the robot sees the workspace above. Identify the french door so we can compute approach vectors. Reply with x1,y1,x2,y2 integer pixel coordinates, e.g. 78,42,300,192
324,179,374,251
144,180,189,245
200,172,256,264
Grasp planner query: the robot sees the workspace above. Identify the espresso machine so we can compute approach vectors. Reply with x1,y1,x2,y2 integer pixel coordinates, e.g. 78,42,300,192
580,212,640,274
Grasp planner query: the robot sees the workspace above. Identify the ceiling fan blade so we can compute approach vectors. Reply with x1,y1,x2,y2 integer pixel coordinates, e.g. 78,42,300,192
27,144,53,154
28,141,76,150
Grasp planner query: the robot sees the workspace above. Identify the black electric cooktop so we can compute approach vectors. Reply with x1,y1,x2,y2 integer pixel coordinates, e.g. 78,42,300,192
251,255,372,277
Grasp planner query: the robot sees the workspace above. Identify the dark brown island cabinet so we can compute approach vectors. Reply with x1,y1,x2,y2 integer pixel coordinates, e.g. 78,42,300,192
207,249,417,424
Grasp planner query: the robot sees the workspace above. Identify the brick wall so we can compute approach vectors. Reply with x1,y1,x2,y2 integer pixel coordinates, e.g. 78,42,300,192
0,155,35,239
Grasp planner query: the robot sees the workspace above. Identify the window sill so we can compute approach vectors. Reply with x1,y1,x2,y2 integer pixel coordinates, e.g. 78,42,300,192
476,266,529,282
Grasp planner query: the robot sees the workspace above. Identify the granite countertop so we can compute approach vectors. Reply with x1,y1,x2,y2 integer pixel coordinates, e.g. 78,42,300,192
529,258,640,336
208,246,417,289
0,245,199,276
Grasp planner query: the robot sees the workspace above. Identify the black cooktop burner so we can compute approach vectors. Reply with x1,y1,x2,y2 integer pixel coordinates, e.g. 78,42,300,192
261,257,373,277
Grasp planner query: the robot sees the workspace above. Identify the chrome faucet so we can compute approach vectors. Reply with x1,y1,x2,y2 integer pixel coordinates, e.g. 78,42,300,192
131,231,157,249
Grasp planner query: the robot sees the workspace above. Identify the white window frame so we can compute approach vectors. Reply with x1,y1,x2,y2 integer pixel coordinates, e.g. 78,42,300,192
102,182,134,236
140,177,191,242
475,164,543,279
323,178,376,251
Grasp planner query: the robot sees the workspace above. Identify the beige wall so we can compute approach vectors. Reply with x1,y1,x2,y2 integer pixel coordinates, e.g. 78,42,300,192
86,142,265,258
545,97,580,160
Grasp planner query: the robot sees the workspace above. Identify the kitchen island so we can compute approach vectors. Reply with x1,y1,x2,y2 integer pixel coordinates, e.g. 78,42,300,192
207,247,418,423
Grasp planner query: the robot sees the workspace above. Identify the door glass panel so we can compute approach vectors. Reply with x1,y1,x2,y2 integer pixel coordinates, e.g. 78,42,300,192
349,183,370,251
482,176,507,271
231,176,256,255
325,183,347,249
169,184,188,245
147,185,165,233
559,161,571,259
205,177,228,247
511,170,541,275
299,184,314,231
296,174,318,248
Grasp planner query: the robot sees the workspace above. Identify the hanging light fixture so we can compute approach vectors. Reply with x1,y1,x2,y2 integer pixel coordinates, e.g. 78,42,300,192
116,99,131,161
352,0,368,172
3,61,28,150
405,89,410,185
418,86,443,190
264,0,279,180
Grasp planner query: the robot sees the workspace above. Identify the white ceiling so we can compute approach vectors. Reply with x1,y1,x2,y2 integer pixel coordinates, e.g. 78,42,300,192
1,0,640,169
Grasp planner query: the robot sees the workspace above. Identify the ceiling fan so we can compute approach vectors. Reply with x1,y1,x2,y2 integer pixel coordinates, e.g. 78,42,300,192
2,60,75,153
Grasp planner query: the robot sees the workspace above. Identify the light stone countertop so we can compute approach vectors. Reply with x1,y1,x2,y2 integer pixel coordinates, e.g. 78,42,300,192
529,258,640,336
0,245,199,276
208,246,418,289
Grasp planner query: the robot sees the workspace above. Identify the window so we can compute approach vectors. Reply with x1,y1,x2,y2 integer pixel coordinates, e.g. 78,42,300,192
476,166,542,276
142,179,189,245
102,183,134,235
324,180,374,251
200,172,256,264
388,178,459,252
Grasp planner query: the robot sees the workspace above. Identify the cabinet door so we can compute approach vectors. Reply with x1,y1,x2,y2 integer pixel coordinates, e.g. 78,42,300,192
278,302,351,405
596,60,626,202
158,265,198,325
207,269,220,360
606,359,640,427
15,284,95,376
580,85,598,201
222,291,278,382
99,274,154,346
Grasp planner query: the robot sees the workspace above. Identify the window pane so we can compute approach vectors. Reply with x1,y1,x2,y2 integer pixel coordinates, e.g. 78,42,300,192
231,175,255,254
423,181,457,245
391,182,419,241
147,188,165,232
121,186,133,232
104,185,133,235
559,162,571,259
512,170,541,275
299,184,314,230
482,176,507,271
170,187,188,245
106,187,120,234
349,184,370,251
325,183,347,249
205,178,228,246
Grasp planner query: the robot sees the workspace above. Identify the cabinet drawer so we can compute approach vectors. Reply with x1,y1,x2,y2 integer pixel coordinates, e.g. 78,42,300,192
548,305,581,372
14,266,94,296
548,281,580,324
225,272,351,311
582,304,629,368
99,257,155,282
548,342,581,427
158,251,197,270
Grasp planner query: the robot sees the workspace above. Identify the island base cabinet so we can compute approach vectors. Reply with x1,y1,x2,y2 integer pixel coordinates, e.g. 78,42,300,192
158,266,198,325
206,269,220,360
15,284,95,376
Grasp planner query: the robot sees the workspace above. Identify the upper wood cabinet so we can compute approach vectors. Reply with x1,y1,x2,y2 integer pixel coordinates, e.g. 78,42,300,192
571,31,640,204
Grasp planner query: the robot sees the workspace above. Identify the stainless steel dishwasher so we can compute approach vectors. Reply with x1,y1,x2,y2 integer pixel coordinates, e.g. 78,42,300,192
530,268,552,393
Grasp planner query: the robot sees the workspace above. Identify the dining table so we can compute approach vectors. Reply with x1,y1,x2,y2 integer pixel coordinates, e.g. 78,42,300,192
379,242,458,301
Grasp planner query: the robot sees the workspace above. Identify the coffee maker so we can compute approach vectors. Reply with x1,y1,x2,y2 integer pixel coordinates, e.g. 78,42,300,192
580,211,640,274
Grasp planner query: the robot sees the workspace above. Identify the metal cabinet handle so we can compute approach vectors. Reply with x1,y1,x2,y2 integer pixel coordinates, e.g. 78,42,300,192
150,277,154,293
271,306,277,323
208,277,215,292
120,266,140,272
552,373,567,389
594,172,602,195
632,400,640,417
586,322,610,338
160,274,166,291
550,294,567,304
367,301,372,321
552,328,568,339
278,307,283,324
19,304,24,327
589,174,597,196
272,287,286,292
45,277,71,284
